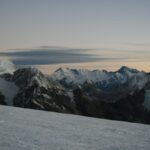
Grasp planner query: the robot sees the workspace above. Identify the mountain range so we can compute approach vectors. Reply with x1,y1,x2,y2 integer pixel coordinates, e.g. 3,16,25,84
0,60,150,124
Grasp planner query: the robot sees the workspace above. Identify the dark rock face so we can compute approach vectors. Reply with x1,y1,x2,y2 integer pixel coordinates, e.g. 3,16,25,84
12,68,77,113
73,87,150,124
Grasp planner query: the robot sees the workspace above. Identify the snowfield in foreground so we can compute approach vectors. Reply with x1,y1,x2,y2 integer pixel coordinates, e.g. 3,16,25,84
0,106,150,150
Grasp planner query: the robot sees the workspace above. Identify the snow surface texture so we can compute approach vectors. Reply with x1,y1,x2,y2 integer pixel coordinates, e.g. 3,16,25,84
0,60,15,75
0,105,149,150
0,78,18,105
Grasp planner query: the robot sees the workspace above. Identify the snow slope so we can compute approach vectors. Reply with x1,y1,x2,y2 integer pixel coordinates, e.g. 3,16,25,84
0,105,149,150
0,78,18,105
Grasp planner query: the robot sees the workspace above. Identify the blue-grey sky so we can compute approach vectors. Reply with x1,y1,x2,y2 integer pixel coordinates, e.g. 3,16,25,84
1,0,150,50
0,0,150,73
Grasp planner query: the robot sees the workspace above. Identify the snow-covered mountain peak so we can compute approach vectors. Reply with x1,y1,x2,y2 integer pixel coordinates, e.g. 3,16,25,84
51,67,112,85
0,60,16,75
55,67,92,75
56,67,70,72
50,66,149,91
12,67,52,89
118,66,139,74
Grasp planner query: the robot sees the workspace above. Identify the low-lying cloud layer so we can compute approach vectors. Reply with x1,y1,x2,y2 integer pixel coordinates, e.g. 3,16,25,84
0,46,150,73
0,47,103,66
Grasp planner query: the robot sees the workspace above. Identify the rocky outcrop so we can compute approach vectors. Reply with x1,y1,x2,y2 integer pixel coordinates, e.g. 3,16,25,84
12,68,77,113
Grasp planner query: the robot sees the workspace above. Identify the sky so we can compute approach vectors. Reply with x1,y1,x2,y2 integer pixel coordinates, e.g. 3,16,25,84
0,0,150,73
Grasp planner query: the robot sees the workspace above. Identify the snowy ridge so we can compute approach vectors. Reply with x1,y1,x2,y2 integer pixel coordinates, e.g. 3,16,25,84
13,67,53,89
51,66,148,90
52,68,111,84
27,68,52,89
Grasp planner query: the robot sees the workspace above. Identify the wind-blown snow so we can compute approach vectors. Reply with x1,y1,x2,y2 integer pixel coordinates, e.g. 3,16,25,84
0,60,15,75
0,105,149,150
0,78,18,105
